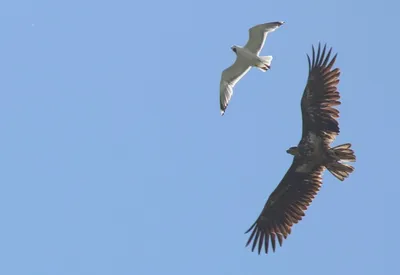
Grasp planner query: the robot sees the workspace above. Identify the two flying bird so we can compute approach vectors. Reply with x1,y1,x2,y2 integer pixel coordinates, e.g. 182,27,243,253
220,22,356,254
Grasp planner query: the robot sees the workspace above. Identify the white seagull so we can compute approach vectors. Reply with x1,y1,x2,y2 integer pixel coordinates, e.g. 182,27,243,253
220,21,284,115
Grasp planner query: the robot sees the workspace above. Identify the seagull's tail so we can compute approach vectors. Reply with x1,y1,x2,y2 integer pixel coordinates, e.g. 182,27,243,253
256,56,273,72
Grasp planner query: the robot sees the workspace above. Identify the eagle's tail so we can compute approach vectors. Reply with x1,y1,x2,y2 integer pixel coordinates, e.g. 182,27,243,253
256,56,272,72
326,143,356,181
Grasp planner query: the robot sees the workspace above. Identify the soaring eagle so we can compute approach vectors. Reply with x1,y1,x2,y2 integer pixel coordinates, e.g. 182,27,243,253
245,43,356,254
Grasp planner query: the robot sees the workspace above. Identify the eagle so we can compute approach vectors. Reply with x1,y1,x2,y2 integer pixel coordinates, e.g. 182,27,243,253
220,21,284,115
245,43,356,254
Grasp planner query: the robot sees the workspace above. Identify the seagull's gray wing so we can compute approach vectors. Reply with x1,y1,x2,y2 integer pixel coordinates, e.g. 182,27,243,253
220,56,251,115
244,21,284,55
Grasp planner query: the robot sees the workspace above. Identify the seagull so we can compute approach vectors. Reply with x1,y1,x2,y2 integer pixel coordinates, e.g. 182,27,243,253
220,21,284,115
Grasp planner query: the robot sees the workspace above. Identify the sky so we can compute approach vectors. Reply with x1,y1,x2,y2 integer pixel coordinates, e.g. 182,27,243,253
0,0,396,274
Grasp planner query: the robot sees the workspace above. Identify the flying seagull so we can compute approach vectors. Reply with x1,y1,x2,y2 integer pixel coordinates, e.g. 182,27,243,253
245,43,356,254
220,21,284,115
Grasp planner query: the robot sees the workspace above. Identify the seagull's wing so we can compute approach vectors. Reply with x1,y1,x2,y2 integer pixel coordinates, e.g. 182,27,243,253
220,56,251,115
244,21,284,55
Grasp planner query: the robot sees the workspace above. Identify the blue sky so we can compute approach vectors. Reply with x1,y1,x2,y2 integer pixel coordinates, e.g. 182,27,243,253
0,0,394,274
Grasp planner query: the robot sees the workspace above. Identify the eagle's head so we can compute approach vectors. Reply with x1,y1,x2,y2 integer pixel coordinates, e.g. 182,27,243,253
286,146,299,156
231,45,237,53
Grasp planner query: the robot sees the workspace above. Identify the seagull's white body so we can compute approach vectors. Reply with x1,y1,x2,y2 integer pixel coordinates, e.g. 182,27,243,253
233,46,264,66
220,21,285,115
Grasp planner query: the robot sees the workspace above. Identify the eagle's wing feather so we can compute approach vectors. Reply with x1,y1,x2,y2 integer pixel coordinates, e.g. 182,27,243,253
300,43,341,145
244,21,284,55
245,161,324,254
220,57,251,115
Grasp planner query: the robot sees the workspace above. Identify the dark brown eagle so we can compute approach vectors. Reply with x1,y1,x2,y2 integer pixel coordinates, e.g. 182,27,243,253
245,43,356,254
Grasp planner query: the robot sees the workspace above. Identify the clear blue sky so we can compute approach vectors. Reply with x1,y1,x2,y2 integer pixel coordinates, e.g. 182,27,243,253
0,0,394,274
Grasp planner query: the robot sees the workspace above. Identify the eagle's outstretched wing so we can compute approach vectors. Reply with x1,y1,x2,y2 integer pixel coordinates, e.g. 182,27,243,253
300,43,341,145
220,57,251,115
244,21,284,55
245,161,324,254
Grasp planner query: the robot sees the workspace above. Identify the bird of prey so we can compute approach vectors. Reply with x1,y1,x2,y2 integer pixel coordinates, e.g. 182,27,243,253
220,21,284,115
245,43,356,254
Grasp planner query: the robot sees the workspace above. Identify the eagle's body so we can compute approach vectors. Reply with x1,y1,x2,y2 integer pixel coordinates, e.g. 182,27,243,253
245,44,356,254
219,21,284,115
293,132,327,172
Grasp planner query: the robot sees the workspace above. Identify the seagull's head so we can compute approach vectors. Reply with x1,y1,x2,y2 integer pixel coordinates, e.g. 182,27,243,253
231,45,237,53
286,146,299,156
